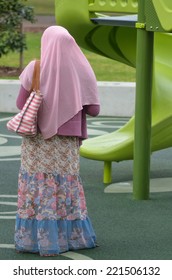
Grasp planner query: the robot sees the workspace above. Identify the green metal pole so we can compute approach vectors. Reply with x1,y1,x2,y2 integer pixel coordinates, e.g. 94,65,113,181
104,161,112,183
133,0,154,200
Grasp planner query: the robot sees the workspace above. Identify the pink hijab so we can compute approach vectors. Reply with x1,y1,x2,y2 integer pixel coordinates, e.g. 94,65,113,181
19,26,99,139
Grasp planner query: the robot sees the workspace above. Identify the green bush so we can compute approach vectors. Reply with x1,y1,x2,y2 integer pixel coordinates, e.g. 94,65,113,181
0,0,35,57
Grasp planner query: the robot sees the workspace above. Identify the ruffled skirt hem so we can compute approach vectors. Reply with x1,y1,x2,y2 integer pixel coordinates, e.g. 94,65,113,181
15,215,97,256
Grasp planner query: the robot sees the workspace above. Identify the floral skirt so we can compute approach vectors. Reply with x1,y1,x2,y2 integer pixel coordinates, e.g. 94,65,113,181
14,134,96,256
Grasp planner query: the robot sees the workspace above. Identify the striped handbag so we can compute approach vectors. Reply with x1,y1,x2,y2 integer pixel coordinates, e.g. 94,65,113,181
7,61,42,137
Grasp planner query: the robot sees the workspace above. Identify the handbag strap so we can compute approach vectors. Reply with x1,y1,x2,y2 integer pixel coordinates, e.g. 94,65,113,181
30,60,40,93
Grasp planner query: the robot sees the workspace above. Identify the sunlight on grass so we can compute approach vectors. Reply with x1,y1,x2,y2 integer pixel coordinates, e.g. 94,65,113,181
0,33,41,68
85,51,135,82
0,32,136,81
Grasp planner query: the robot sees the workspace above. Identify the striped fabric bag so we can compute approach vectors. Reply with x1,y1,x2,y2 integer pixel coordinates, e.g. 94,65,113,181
7,61,42,137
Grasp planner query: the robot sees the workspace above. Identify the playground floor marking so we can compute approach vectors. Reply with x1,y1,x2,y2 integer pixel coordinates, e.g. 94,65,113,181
0,195,17,198
0,158,20,161
0,133,21,139
0,117,13,122
0,195,17,219
0,244,93,260
105,178,172,193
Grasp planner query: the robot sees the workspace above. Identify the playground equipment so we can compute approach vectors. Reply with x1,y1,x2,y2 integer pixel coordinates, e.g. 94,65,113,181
55,0,172,199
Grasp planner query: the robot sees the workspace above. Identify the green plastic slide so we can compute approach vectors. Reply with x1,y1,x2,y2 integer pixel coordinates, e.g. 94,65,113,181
55,0,172,182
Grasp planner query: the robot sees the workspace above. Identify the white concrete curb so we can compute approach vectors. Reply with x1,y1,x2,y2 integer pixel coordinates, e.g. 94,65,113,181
0,80,20,113
0,80,136,117
97,81,135,117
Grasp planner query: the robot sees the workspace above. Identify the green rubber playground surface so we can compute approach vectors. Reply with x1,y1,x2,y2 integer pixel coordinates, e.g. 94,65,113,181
0,113,172,260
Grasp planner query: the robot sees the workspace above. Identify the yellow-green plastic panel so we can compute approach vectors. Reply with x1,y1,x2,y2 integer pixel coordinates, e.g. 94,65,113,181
88,0,138,14
55,0,137,65
152,0,172,32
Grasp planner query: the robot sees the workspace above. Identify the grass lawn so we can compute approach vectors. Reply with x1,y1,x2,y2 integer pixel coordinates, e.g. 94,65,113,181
26,0,55,15
0,32,136,81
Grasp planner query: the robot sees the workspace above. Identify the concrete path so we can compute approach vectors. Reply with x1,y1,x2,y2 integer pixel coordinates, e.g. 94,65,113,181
23,16,56,31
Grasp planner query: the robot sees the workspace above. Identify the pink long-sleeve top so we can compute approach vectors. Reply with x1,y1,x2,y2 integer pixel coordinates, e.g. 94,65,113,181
16,86,100,140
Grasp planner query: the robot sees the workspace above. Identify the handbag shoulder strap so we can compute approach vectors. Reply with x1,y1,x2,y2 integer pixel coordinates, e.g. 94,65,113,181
30,60,40,93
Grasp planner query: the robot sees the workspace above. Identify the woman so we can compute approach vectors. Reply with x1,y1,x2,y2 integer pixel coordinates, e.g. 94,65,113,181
14,26,100,256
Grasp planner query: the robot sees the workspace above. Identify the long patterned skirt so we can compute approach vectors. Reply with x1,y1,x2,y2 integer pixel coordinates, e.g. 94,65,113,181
14,134,96,256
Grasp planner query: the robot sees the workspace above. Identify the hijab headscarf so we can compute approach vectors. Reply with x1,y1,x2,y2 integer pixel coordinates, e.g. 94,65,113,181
19,26,99,139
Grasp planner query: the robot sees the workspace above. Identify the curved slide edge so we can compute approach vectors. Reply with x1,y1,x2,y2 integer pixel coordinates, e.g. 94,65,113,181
55,0,172,182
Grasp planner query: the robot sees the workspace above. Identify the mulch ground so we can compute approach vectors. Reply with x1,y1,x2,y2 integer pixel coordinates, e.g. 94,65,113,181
0,66,21,78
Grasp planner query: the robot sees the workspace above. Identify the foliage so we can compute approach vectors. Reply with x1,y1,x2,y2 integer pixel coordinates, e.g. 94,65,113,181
0,0,35,57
